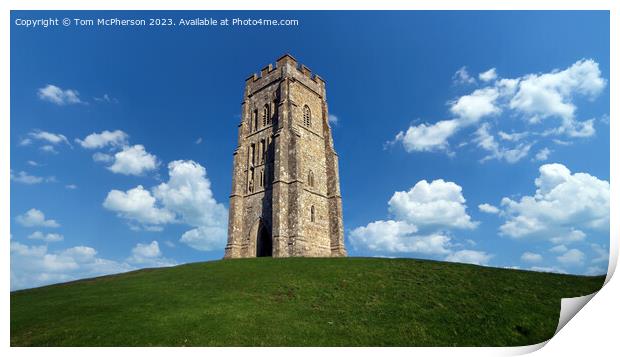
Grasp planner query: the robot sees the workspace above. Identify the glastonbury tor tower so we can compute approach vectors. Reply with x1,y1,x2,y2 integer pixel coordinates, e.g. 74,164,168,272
224,54,347,258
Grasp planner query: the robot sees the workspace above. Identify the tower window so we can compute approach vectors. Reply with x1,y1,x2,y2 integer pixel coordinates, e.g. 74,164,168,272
303,105,311,127
260,139,266,163
262,105,270,126
308,170,314,188
253,110,259,132
310,205,315,222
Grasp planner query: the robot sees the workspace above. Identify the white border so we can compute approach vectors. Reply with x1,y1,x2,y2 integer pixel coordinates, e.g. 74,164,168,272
2,1,616,356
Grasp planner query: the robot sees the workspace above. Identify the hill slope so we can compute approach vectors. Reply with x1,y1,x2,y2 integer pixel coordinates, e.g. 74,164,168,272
11,257,604,346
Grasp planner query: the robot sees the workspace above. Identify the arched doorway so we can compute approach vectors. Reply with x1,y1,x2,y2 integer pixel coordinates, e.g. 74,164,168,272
256,223,272,257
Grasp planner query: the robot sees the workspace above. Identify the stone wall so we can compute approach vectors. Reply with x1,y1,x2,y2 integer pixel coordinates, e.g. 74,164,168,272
224,54,346,259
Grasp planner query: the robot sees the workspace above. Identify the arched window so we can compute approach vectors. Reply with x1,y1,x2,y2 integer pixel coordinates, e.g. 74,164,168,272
310,205,315,222
303,105,311,127
308,170,314,187
259,169,264,188
253,110,258,132
248,168,255,193
262,105,269,126
260,139,266,163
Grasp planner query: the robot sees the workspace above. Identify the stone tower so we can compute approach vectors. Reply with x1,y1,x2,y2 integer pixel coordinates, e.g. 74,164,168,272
224,54,346,258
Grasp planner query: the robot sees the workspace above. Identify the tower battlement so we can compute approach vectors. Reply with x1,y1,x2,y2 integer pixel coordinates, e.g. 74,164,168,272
244,54,326,86
225,55,346,259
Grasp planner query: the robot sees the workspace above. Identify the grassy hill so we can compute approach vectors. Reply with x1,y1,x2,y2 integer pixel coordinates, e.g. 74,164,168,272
11,257,604,347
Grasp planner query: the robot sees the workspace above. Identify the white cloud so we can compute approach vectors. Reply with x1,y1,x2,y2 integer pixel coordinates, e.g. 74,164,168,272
10,170,48,184
92,152,114,163
76,130,129,149
388,179,478,229
127,241,175,266
16,208,60,228
180,226,228,251
10,240,176,291
474,123,532,163
65,184,78,190
557,249,585,266
103,185,175,228
550,229,586,245
445,250,492,265
328,114,339,125
195,137,203,144
349,220,452,255
549,245,568,254
590,244,608,264
104,160,228,251
40,145,57,154
93,94,118,103
392,59,606,157
534,147,551,161
391,119,459,153
27,160,40,166
154,160,229,250
478,203,500,214
449,87,500,124
521,252,543,263
509,59,606,123
479,68,497,82
453,66,476,85
29,130,70,145
530,266,567,274
108,145,159,175
498,131,529,142
348,178,491,266
37,84,84,105
499,163,609,240
27,231,64,242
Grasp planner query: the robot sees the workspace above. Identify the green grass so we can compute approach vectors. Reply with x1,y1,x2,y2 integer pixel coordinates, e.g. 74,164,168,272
11,257,604,347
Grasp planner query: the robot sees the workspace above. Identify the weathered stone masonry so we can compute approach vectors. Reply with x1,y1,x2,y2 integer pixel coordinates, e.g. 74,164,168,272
224,54,347,258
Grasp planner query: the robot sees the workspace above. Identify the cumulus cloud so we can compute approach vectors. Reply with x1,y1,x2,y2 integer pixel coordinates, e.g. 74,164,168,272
16,208,60,228
449,87,501,124
453,66,476,85
499,163,609,240
37,84,84,105
108,145,159,176
391,119,459,153
10,170,53,184
349,220,452,255
509,59,606,124
479,68,497,82
521,252,543,264
180,226,229,251
474,123,533,163
27,231,64,242
127,241,175,266
104,160,228,251
103,185,175,229
10,240,176,290
478,203,500,214
76,130,128,149
388,179,478,229
534,147,551,161
391,59,606,159
445,250,492,265
92,152,114,163
557,249,585,266
349,179,490,266
20,130,71,153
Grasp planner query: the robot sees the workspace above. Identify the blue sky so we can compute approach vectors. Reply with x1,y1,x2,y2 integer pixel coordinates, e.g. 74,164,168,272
10,10,610,290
